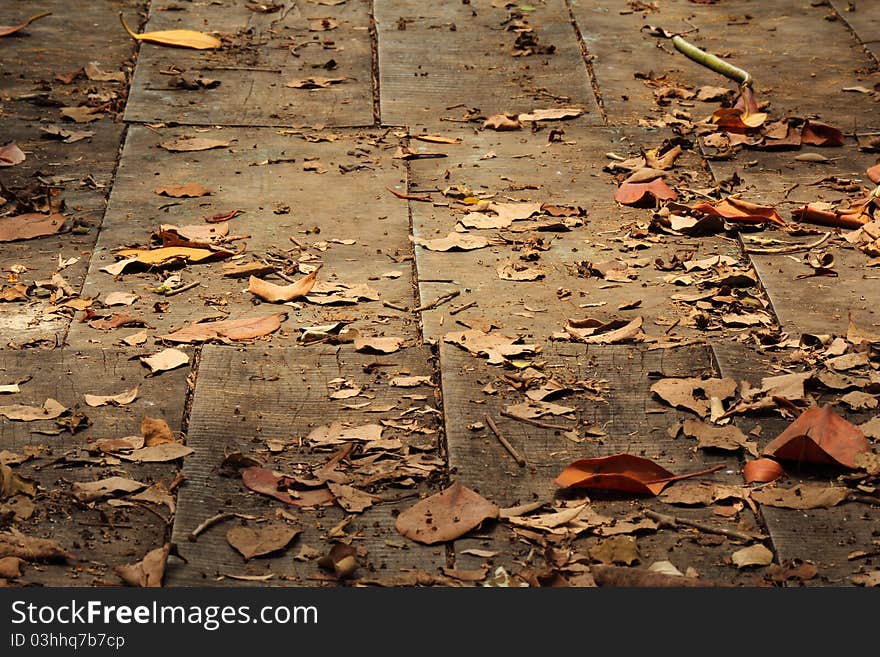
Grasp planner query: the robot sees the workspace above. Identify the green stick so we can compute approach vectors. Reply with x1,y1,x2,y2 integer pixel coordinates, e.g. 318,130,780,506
672,35,753,87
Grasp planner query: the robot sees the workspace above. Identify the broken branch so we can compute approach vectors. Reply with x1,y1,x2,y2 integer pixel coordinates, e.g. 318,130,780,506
485,414,527,467
644,509,765,542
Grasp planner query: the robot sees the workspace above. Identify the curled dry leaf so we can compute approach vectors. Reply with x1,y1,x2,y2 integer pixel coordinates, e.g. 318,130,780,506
517,107,584,122
0,398,66,422
159,136,231,152
483,114,521,131
801,120,845,147
0,464,35,500
731,544,774,569
141,417,175,447
763,406,869,469
241,466,335,508
742,458,784,484
285,76,350,89
227,522,300,561
411,232,489,252
73,476,146,502
443,329,538,365
395,482,499,545
566,316,644,344
154,183,213,198
159,312,286,343
114,246,232,268
140,348,189,374
84,386,139,408
0,213,65,242
120,14,221,50
318,544,359,580
0,143,25,167
555,453,725,496
40,126,94,143
614,178,677,207
689,197,786,227
248,270,318,303
682,419,758,456
751,484,849,510
0,12,51,37
354,336,404,354
115,544,171,587
0,532,72,562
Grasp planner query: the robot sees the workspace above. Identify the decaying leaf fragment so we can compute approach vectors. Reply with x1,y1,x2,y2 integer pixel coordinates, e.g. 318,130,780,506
159,136,231,152
650,377,736,417
0,143,25,167
395,482,499,545
159,313,286,343
0,398,66,422
227,521,300,560
0,213,65,242
0,531,72,562
751,484,848,510
614,178,677,207
411,232,489,252
84,386,139,408
731,544,773,569
682,419,758,456
115,544,171,587
443,329,538,365
555,453,724,496
762,406,870,469
120,14,221,50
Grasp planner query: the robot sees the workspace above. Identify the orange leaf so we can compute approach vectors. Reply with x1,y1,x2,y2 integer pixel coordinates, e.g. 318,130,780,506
791,203,867,229
555,453,724,496
241,467,334,508
614,179,677,207
154,183,213,198
0,12,51,37
763,406,870,469
159,312,286,343
743,458,784,484
120,13,221,50
867,164,880,184
114,246,232,267
0,213,65,242
690,197,787,227
0,143,26,167
395,482,499,544
248,270,318,303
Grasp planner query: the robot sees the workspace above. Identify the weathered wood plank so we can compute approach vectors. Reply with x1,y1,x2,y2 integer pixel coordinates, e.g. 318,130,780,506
66,126,417,348
124,0,374,127
166,344,446,586
375,0,601,128
832,1,880,63
0,347,189,586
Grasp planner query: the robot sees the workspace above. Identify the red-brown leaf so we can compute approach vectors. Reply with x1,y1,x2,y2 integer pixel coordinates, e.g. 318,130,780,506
158,312,286,343
0,213,65,242
743,458,784,484
241,466,334,508
614,179,677,207
763,406,870,469
690,197,787,227
867,163,880,184
395,482,499,544
555,453,724,496
801,120,844,147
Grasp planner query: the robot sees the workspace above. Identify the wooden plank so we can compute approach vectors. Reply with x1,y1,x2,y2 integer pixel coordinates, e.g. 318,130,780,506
124,0,374,127
67,125,417,349
0,347,189,586
442,341,767,585
166,344,446,586
375,0,601,128
832,1,880,63
712,341,880,586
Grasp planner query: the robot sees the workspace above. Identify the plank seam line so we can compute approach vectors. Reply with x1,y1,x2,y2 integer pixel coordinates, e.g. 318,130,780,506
564,0,608,125
368,0,382,127
829,1,880,69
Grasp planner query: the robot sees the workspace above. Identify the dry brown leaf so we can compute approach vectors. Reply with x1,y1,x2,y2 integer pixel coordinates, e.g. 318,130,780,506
763,406,869,469
104,291,138,306
0,556,24,579
327,483,376,513
0,212,65,242
0,12,51,37
497,262,545,281
589,536,640,566
248,270,318,303
123,443,193,463
518,107,583,122
159,313,286,343
751,484,849,510
852,571,880,587
84,386,139,408
732,544,773,569
0,531,71,562
115,544,171,587
285,76,350,89
40,125,94,143
614,179,677,207
0,398,66,422
567,316,644,344
73,476,146,502
92,436,144,453
412,135,461,144
390,375,433,388
140,348,189,374
159,136,231,152
318,544,359,580
227,522,300,560
240,467,335,508
395,482,499,545
483,114,521,131
354,336,404,354
0,143,25,167
412,232,489,252
60,106,103,123
443,329,538,365
847,314,880,346
743,458,784,484
0,464,35,500
650,377,736,417
307,422,383,446
84,61,126,82
682,419,759,456
115,246,231,267
505,400,575,419
154,183,213,198
141,417,175,447
120,14,220,49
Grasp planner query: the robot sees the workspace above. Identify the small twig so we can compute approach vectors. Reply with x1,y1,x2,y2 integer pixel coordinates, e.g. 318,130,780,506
849,493,880,506
382,300,410,312
499,410,572,432
644,509,765,542
159,280,200,297
386,186,432,202
415,289,460,312
484,415,527,467
742,232,832,255
449,300,477,315
201,65,282,73
189,512,256,541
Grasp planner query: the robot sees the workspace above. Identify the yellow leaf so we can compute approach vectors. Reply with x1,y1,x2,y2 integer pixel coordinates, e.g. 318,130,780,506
115,246,229,265
120,13,221,50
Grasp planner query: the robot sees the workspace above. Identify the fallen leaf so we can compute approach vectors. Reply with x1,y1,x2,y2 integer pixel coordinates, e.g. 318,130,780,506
60,106,103,123
0,12,52,37
241,467,334,507
317,543,358,579
0,398,66,422
73,476,146,502
763,406,870,469
412,233,489,252
751,484,849,510
227,522,300,560
443,329,538,365
104,291,138,306
140,348,189,374
395,482,499,545
115,544,171,587
518,107,584,122
505,401,575,419
732,544,773,569
412,135,461,144
354,336,404,354
40,126,94,143
159,313,286,343
682,419,759,456
84,61,126,82
743,458,784,484
614,179,677,207
0,556,24,578
306,422,383,446
92,436,144,453
327,483,376,513
285,76,349,89
154,183,213,198
84,386,139,407
868,164,880,184
0,143,25,167
847,314,880,346
114,246,231,267
120,14,221,49
0,213,65,242
483,114,521,131
141,417,175,447
123,443,193,463
852,571,880,587
801,120,845,147
88,313,145,331
650,377,736,417
248,270,318,303
159,136,231,152
390,375,433,388
690,197,786,227
566,316,644,344
0,464,35,500
497,262,545,281
589,536,640,566
0,532,71,562
555,453,724,496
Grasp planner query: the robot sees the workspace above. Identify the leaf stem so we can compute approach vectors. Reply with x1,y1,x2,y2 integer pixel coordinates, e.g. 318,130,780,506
672,35,753,88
